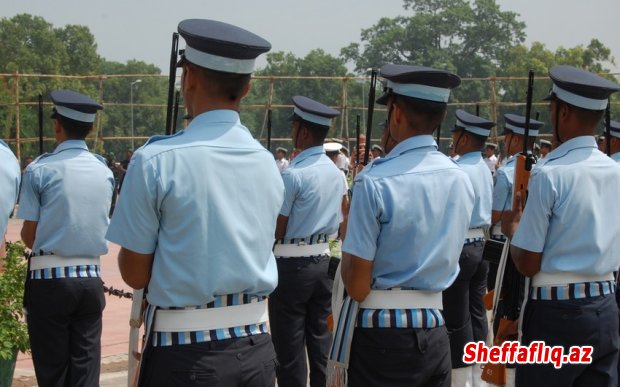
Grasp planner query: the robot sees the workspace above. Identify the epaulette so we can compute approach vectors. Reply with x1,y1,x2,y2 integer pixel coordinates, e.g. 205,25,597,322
143,131,184,147
32,153,51,163
24,153,51,171
92,153,108,166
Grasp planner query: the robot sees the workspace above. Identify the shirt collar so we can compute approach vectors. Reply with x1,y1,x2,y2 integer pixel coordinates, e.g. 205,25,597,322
184,110,241,134
54,139,88,153
290,145,325,167
458,151,482,162
383,135,437,160
544,136,596,163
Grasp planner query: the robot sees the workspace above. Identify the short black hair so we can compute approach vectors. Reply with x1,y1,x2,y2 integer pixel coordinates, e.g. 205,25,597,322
189,63,251,102
56,114,93,139
293,115,330,142
551,95,605,128
393,94,447,132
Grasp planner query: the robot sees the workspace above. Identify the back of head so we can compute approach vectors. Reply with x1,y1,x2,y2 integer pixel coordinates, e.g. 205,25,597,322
177,19,271,103
377,64,461,133
50,89,103,139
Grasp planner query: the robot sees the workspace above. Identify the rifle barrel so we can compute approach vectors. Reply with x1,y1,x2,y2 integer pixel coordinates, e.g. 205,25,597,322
38,94,43,155
363,69,378,165
165,32,179,135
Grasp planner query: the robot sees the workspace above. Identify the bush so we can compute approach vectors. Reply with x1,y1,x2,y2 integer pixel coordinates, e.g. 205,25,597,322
0,242,29,360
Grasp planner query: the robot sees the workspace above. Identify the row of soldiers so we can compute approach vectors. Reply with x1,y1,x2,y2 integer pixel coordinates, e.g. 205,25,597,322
1,17,620,387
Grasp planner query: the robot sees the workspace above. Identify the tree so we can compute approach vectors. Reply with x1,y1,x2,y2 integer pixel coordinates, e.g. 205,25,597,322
0,14,102,157
341,0,525,78
246,49,355,151
97,59,166,156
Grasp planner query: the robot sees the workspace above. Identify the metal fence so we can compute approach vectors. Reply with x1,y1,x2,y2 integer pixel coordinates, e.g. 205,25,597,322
1,72,618,162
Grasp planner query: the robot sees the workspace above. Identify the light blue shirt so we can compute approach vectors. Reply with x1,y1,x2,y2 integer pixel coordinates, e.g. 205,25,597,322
280,146,345,240
512,136,620,275
106,110,284,308
17,140,114,257
492,156,515,212
612,152,620,163
343,135,474,291
457,151,493,229
0,140,20,236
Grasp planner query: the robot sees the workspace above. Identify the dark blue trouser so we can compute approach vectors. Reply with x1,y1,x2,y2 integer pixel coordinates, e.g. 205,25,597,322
139,333,276,387
268,256,333,387
442,241,488,368
516,294,619,387
348,326,451,387
26,277,105,387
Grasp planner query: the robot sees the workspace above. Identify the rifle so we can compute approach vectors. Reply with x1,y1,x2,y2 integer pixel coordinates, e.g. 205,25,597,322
363,69,378,165
482,70,535,386
38,94,44,155
171,90,180,134
512,70,536,206
606,100,611,157
267,109,272,151
165,32,180,135
355,114,361,165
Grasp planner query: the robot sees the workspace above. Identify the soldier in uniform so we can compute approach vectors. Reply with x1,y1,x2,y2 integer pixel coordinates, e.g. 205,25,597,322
443,109,495,386
503,65,620,386
608,120,620,162
539,139,552,158
17,89,113,386
269,96,345,387
106,19,284,387
0,139,20,260
330,64,474,386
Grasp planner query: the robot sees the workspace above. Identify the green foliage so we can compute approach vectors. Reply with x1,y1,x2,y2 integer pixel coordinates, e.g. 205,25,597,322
98,59,166,155
247,49,355,151
341,0,525,77
0,242,29,360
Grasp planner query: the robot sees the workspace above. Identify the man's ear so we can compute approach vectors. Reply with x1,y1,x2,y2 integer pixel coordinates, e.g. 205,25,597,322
240,80,251,99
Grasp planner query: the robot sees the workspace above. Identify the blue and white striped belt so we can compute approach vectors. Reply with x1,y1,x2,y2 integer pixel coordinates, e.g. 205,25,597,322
274,233,330,258
29,255,100,279
357,289,444,329
151,294,269,347
464,227,485,245
530,272,615,301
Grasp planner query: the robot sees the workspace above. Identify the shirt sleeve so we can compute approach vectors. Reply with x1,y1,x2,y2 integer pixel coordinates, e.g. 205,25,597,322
16,168,41,221
492,170,510,211
279,170,299,217
106,152,160,254
342,173,381,261
511,169,554,253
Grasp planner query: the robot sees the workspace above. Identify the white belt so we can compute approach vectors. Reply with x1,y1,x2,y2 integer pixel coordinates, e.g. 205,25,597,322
465,228,485,240
153,300,268,332
491,225,503,237
532,272,614,287
29,255,100,271
360,289,443,310
273,242,330,258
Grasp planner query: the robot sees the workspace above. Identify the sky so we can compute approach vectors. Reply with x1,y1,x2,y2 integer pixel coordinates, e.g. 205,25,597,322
1,0,619,74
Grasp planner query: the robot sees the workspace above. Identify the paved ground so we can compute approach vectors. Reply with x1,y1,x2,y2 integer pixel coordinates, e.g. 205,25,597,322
7,218,131,386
